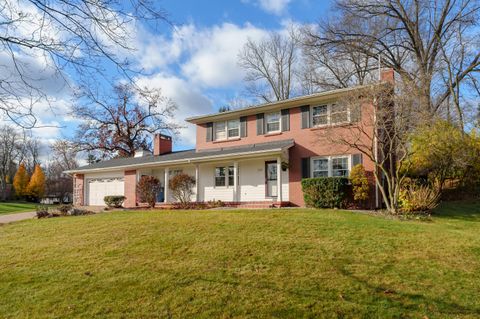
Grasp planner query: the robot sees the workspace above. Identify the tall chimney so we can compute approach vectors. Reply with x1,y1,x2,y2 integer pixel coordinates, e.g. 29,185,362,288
380,68,395,83
153,134,172,156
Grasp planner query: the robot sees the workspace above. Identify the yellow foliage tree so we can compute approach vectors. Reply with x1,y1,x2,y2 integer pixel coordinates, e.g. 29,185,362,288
13,163,30,198
350,164,369,202
27,164,46,201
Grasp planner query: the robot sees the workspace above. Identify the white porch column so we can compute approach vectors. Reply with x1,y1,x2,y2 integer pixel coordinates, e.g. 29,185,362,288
276,157,282,203
233,161,239,202
195,164,200,202
164,168,169,203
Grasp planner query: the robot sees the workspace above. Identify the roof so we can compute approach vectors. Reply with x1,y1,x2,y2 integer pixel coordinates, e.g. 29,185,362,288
66,139,295,174
185,85,368,124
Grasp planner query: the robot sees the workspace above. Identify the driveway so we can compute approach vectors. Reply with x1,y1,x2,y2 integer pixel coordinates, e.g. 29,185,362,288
0,212,36,224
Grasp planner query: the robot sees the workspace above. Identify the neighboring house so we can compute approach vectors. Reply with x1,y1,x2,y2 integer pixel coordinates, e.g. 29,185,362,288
66,70,394,208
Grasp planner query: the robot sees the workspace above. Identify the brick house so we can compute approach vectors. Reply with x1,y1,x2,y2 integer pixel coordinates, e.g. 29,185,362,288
67,70,394,208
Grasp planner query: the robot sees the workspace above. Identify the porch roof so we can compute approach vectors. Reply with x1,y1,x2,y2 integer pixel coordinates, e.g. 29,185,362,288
65,139,294,174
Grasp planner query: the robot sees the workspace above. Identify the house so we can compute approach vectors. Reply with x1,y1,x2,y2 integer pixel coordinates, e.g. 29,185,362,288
66,69,394,208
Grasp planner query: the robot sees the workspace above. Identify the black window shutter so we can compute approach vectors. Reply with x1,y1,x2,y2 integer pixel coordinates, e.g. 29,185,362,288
256,113,264,135
281,109,290,132
352,153,363,167
240,116,247,137
301,157,310,179
206,122,213,142
301,105,310,129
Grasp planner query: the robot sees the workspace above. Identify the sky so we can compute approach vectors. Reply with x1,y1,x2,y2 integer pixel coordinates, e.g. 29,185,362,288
5,0,333,155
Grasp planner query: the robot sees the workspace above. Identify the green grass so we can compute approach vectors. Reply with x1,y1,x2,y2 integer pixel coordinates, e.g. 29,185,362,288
0,202,479,318
0,202,39,215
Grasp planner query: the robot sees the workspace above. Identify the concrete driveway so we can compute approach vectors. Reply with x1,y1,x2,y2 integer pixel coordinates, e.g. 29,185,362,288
0,212,36,224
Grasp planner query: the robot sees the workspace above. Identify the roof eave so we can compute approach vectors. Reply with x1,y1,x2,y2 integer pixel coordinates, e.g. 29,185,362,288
64,142,294,175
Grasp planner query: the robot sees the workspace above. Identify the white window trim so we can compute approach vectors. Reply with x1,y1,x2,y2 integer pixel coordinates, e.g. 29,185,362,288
265,111,282,134
311,104,351,127
310,155,352,178
214,165,235,188
214,119,240,141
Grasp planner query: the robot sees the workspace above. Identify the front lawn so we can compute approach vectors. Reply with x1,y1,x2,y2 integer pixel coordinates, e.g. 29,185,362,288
0,202,39,215
0,202,479,318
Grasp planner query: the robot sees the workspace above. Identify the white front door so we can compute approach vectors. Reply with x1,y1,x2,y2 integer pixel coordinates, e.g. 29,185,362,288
86,178,124,206
266,162,278,198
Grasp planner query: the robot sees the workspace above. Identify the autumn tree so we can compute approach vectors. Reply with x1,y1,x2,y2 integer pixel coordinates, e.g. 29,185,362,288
27,164,46,201
350,164,369,203
305,0,480,127
73,83,179,159
0,0,169,128
137,176,161,208
13,163,30,198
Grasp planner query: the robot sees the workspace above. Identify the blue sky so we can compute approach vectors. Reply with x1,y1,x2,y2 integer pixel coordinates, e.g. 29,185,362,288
18,0,334,154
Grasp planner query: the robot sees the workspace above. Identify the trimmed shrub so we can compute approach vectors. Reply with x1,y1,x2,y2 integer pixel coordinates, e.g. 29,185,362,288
104,195,126,208
137,176,161,208
301,177,350,208
169,173,196,204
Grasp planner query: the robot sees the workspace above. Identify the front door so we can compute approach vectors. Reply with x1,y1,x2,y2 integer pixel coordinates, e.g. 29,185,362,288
265,161,278,198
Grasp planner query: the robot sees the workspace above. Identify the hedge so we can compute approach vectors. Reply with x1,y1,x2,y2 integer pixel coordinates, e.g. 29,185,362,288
301,177,350,208
104,195,126,208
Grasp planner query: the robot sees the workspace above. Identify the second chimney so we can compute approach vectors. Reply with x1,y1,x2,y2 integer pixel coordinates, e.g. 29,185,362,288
153,134,172,156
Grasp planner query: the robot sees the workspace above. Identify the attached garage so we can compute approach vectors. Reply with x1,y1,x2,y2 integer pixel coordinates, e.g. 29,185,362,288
86,177,124,206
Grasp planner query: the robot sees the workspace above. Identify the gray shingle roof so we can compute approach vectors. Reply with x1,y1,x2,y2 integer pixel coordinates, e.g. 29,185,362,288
67,139,294,173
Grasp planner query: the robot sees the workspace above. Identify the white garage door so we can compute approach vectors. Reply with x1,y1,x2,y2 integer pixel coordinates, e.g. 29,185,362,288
86,177,124,206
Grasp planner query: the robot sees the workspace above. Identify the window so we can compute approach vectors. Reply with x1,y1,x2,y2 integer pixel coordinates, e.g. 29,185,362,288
215,121,226,140
312,105,328,126
265,112,281,133
227,119,240,138
312,158,329,177
312,104,350,127
169,169,183,177
330,104,349,124
214,119,240,140
332,157,349,177
311,156,350,177
215,166,235,187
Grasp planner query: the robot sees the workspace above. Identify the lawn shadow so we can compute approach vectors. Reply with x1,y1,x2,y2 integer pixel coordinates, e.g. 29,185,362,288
432,200,480,222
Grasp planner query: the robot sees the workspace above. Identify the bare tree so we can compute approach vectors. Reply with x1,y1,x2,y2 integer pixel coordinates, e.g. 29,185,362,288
0,125,21,200
73,83,179,158
238,29,301,102
0,0,169,128
18,135,41,173
317,82,426,214
306,0,480,126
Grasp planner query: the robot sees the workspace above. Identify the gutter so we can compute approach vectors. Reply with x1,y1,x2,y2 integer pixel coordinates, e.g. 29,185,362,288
64,143,294,175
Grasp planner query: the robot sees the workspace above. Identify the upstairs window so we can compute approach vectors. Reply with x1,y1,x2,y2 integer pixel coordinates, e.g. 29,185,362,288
265,112,281,133
215,166,235,187
312,104,351,127
214,119,240,140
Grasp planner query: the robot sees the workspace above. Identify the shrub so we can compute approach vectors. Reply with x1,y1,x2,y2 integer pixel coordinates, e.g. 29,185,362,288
169,173,196,204
137,176,161,208
36,205,50,218
207,200,225,208
349,164,369,203
70,208,94,216
104,195,126,208
58,204,72,215
301,177,350,208
399,184,440,213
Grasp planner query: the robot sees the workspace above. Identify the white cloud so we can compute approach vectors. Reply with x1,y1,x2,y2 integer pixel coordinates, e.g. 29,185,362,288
243,0,292,15
135,74,213,148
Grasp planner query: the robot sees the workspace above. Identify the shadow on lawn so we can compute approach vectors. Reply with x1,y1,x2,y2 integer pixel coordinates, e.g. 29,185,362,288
432,200,480,222
337,264,480,316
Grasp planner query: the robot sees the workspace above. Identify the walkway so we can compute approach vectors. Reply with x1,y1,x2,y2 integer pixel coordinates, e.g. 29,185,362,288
0,212,36,224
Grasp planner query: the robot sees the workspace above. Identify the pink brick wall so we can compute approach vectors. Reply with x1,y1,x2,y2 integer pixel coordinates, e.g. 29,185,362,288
73,174,84,206
124,170,137,208
195,103,377,207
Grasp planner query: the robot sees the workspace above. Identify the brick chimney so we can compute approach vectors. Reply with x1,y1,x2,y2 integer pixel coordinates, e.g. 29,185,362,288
153,134,172,156
380,68,395,83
